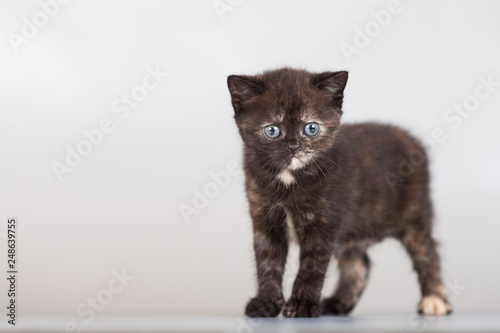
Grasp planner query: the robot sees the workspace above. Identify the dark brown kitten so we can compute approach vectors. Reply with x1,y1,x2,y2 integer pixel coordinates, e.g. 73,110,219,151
227,68,452,318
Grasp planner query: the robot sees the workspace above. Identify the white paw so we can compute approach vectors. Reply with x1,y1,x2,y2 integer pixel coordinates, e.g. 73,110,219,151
418,295,451,316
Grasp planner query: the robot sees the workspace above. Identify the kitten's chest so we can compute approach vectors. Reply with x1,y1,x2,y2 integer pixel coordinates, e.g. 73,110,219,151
260,171,327,211
249,172,329,242
281,205,320,243
277,191,326,243
283,207,299,243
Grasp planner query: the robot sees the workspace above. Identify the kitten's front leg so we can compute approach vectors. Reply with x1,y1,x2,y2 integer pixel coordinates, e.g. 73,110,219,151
283,229,333,318
245,205,288,318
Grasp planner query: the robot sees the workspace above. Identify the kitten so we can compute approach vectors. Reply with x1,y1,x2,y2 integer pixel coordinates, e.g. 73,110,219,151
227,68,452,318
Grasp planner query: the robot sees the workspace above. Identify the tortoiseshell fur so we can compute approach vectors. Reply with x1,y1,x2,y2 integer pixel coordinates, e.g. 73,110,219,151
227,68,451,318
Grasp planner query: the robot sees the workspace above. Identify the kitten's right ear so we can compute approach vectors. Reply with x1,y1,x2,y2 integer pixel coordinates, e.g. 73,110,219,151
227,75,264,113
311,71,349,109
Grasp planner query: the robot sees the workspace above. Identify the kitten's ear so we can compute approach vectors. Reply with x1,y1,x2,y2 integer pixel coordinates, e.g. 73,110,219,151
227,75,264,113
311,71,348,108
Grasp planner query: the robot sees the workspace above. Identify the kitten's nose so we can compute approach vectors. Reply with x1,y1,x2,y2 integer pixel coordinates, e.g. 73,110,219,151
288,145,301,155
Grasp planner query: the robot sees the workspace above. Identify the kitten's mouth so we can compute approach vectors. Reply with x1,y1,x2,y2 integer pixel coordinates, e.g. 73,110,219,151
286,153,314,170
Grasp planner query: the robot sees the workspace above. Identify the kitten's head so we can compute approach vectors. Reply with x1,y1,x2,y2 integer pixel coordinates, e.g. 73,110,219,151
227,68,348,171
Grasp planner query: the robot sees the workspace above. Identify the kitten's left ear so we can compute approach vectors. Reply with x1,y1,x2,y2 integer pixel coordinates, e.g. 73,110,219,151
227,75,264,113
311,71,348,109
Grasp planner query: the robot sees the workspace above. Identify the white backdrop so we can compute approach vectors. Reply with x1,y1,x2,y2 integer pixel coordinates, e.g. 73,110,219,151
0,0,499,323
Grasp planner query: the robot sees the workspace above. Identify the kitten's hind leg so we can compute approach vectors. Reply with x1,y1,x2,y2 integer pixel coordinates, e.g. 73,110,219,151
399,225,452,316
322,249,370,315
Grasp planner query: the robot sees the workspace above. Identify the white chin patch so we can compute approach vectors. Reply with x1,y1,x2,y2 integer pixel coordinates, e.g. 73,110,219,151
287,154,313,170
288,158,305,170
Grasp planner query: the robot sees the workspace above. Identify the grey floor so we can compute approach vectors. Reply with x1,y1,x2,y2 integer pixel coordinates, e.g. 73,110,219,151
2,314,500,332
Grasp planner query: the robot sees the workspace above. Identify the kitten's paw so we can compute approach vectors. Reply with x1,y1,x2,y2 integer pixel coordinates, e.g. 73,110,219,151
418,295,452,316
321,297,355,315
245,297,284,317
283,298,321,318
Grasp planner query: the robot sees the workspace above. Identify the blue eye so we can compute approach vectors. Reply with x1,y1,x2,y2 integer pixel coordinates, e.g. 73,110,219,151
304,122,320,137
264,125,281,139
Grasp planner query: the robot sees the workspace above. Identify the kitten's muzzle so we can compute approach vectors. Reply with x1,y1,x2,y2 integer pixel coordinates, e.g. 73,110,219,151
287,144,301,155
